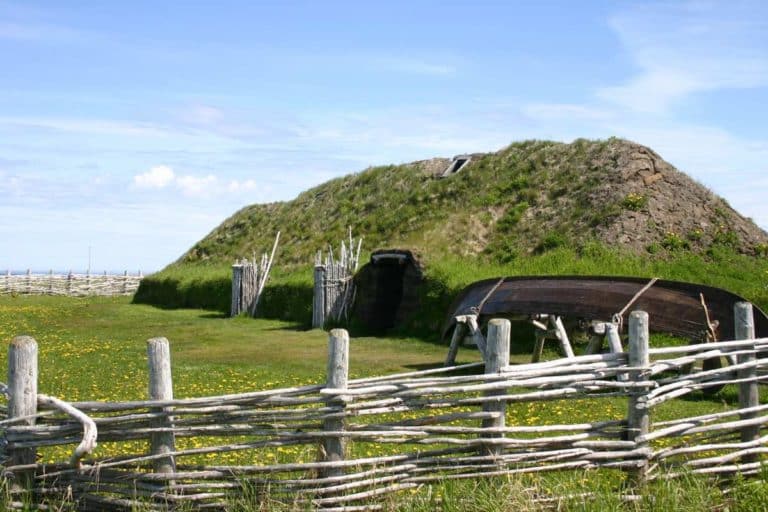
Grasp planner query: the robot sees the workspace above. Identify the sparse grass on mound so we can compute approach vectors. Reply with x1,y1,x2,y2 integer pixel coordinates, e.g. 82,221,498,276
174,138,768,269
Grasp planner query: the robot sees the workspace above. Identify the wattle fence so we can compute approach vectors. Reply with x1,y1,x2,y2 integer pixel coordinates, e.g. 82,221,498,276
1,270,143,297
0,305,766,510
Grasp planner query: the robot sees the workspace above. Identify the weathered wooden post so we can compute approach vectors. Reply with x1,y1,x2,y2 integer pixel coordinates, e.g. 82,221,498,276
122,270,129,294
322,329,349,478
735,302,759,463
327,263,339,321
313,263,326,328
231,263,243,316
626,310,650,485
482,319,510,458
66,270,73,295
147,337,176,474
25,269,31,294
444,322,467,366
605,323,628,381
48,269,53,294
8,335,39,487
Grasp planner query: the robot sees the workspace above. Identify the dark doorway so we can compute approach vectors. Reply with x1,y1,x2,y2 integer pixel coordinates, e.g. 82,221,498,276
353,250,423,333
370,259,406,330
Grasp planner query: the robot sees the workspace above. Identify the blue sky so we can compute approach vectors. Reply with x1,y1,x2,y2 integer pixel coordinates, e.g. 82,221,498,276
1,1,766,272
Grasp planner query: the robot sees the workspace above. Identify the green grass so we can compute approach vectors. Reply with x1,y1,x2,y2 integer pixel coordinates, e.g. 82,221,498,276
2,295,767,510
0,295,458,401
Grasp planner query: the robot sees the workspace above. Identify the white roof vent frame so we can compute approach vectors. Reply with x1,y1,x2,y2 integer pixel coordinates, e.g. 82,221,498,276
439,155,471,178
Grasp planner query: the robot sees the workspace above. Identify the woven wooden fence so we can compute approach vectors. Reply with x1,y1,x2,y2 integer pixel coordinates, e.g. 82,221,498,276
312,236,362,328
1,270,143,297
231,232,280,317
1,305,766,510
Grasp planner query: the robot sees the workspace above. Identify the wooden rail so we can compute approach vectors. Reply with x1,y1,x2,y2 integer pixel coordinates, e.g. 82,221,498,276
1,304,766,510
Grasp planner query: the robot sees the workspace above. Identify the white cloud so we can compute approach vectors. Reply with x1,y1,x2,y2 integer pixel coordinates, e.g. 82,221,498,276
175,174,218,198
228,179,258,192
132,166,265,199
133,165,175,189
599,1,768,113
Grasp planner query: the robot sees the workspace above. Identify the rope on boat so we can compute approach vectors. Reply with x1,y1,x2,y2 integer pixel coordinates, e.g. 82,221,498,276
472,277,507,315
613,277,659,330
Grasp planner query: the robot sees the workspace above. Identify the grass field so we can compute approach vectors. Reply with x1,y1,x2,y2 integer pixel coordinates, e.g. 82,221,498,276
1,295,767,511
0,295,464,402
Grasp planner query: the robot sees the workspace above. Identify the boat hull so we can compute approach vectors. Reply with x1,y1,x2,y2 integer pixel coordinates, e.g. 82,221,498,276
443,276,768,341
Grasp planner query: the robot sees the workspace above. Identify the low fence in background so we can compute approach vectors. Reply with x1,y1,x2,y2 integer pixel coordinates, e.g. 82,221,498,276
0,305,766,510
1,270,143,297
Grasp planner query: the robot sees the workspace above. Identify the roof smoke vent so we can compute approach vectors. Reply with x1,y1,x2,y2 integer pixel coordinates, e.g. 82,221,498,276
440,155,471,178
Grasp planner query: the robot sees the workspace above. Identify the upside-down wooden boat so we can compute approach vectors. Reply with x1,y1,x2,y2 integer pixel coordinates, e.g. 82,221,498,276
442,276,768,341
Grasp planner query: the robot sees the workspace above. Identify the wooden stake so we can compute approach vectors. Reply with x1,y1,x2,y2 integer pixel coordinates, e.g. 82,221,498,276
313,265,326,328
8,335,38,487
735,302,759,464
482,319,510,458
444,323,466,367
147,337,176,474
553,316,575,358
231,264,243,316
323,329,349,478
626,311,650,486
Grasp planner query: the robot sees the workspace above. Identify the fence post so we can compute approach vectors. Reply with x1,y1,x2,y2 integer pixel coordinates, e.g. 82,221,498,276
313,265,326,328
66,271,72,295
482,319,510,458
322,329,349,478
25,269,31,294
735,302,759,463
244,263,258,316
626,310,650,485
231,264,243,316
8,335,39,488
147,337,176,474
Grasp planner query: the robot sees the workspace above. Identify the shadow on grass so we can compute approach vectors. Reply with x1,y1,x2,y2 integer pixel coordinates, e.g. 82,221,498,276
260,322,313,332
199,312,228,319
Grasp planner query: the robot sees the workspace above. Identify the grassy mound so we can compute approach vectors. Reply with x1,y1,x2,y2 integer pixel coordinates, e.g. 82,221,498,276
134,137,768,334
172,138,768,268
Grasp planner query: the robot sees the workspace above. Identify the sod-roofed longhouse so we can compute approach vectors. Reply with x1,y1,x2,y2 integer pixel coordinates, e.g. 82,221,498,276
352,249,424,332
